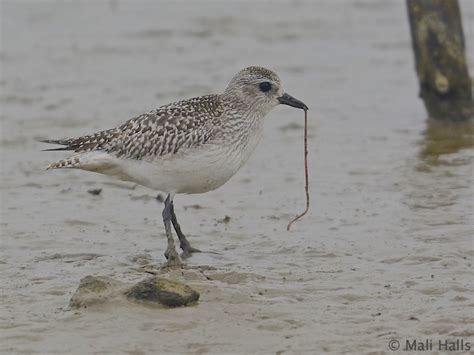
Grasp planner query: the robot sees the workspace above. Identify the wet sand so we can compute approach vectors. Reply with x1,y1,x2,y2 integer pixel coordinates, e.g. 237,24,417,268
1,1,473,354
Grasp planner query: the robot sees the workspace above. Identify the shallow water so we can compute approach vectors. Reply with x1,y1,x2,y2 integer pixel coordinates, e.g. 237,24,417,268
1,1,473,354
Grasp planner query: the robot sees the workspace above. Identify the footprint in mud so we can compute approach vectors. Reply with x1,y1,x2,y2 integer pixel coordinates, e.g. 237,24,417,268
381,255,454,266
35,253,103,263
380,257,405,264
303,249,338,258
420,323,457,336
256,318,305,331
337,293,370,302
128,253,154,266
166,268,211,282
256,319,290,331
449,329,474,337
404,255,443,265
451,295,469,302
404,280,418,287
206,271,265,285
415,287,449,296
64,219,96,226
273,246,299,255
39,289,67,296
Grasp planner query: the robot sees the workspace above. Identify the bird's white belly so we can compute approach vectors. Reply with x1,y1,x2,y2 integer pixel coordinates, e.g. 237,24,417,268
146,144,246,193
79,118,264,194
85,135,260,194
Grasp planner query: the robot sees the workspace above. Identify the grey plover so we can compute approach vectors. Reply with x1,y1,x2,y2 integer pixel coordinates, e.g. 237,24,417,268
42,66,308,266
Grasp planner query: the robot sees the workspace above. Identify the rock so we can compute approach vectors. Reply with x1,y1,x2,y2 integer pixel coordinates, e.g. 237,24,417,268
126,277,199,307
69,275,199,309
69,275,122,309
217,215,231,224
87,188,102,196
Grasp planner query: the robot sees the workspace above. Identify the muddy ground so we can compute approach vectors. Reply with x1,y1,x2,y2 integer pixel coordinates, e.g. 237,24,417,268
1,1,473,354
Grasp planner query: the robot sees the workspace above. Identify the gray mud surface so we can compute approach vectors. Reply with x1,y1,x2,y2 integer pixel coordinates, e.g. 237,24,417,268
1,1,473,354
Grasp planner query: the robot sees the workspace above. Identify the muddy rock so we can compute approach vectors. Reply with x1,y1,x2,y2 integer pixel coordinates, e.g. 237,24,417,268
126,277,199,307
69,275,122,309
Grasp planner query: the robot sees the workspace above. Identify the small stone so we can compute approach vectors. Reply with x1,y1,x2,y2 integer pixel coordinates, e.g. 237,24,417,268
69,275,121,309
87,188,102,196
125,277,199,307
217,215,231,224
183,204,204,211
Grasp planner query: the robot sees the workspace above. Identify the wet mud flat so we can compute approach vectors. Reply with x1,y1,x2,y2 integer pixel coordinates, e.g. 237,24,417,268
1,1,473,354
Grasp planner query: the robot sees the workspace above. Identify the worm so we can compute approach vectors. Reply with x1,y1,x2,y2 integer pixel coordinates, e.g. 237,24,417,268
287,109,310,231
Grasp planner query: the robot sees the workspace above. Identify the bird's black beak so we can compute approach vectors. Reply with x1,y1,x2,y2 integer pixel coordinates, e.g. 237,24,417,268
278,93,308,111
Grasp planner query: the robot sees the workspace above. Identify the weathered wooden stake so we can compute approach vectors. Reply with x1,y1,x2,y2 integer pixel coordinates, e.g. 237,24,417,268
407,0,472,121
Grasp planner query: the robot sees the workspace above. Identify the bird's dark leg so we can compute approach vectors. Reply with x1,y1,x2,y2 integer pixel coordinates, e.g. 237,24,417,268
169,199,201,258
162,194,182,266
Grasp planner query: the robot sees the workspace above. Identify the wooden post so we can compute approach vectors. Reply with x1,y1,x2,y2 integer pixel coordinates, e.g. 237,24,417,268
407,0,473,121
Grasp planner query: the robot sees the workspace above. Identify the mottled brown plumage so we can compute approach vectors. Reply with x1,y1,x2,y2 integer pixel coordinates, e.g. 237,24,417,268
44,95,224,163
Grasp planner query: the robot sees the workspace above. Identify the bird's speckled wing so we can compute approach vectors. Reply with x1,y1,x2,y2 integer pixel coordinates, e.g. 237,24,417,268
46,95,225,160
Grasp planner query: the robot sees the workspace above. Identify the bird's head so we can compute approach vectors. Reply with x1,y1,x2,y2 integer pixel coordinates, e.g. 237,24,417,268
223,66,308,116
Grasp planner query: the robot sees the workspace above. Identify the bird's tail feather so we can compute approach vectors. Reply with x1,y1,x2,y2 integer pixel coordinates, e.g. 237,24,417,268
39,139,75,151
46,156,82,170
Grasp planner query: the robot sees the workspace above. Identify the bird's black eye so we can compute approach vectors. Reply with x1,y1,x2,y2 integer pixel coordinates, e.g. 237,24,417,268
259,82,272,92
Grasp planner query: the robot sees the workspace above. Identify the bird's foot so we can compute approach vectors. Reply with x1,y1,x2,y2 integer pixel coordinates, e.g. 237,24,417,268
163,258,184,268
180,243,201,259
164,247,184,268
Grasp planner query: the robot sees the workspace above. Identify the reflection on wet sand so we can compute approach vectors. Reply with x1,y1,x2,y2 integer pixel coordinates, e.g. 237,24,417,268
419,120,474,165
407,118,473,229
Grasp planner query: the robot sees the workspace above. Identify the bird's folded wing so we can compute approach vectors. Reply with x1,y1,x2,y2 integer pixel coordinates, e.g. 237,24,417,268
43,95,225,160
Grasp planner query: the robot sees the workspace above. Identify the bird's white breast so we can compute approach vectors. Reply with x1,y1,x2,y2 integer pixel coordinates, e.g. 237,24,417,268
83,115,265,194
